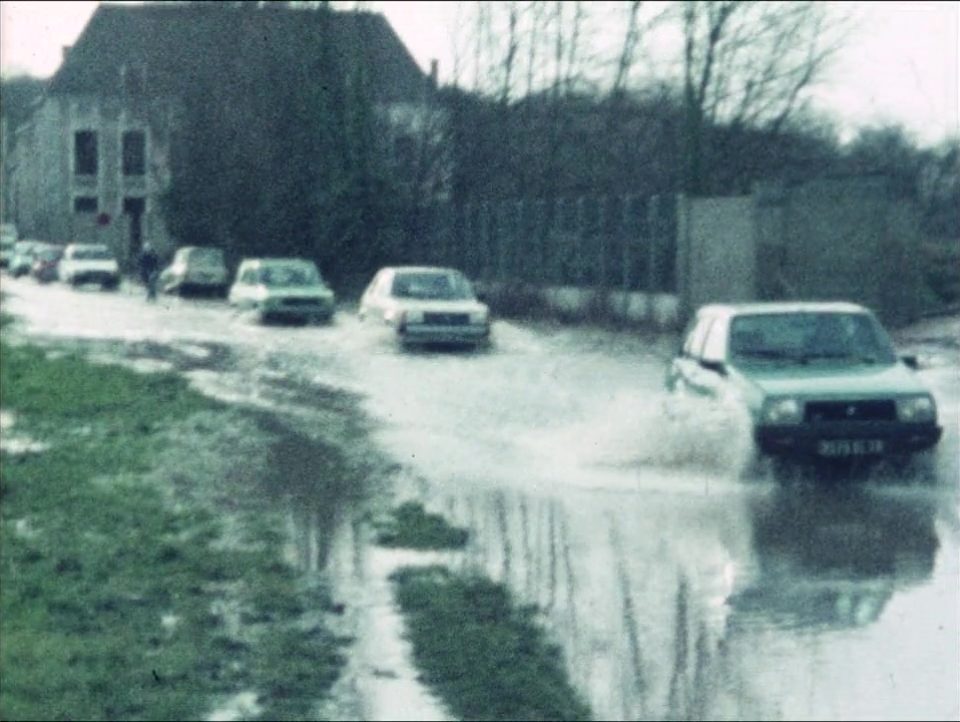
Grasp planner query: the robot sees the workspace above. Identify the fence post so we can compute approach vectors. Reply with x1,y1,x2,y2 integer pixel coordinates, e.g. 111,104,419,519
647,194,660,322
598,196,609,295
622,194,640,315
576,196,588,285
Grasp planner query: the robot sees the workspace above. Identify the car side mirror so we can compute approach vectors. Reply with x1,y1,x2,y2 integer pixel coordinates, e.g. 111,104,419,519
699,358,727,376
901,354,919,370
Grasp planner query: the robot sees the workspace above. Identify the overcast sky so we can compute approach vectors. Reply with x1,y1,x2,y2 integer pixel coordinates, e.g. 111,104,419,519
1,0,957,146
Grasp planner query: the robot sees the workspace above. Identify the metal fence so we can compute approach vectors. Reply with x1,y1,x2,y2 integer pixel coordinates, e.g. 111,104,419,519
417,194,677,294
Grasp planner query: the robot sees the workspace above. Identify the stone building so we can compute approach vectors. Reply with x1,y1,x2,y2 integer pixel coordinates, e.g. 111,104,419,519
7,2,437,270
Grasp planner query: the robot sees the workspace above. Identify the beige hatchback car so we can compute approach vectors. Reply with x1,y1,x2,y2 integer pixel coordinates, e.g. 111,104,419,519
159,246,229,297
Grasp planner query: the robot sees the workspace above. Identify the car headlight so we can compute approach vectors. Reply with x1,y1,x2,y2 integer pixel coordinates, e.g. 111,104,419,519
897,395,937,423
761,397,803,425
469,309,489,325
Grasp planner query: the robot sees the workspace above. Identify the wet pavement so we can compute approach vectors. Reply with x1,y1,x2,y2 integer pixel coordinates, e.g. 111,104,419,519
3,277,958,721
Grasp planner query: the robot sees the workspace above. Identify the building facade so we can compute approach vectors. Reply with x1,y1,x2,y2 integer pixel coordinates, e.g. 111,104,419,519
8,2,438,271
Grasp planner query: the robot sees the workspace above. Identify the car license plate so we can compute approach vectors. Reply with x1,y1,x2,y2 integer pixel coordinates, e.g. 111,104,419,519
817,439,885,457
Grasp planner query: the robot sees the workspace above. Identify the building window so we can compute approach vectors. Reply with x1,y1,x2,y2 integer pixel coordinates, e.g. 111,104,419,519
74,130,98,176
123,131,146,176
74,196,98,213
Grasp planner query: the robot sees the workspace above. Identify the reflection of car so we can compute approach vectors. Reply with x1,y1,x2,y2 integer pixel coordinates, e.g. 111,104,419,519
665,302,942,462
58,243,120,290
159,246,229,296
0,223,17,268
30,244,65,284
728,485,937,629
9,240,41,277
228,258,335,324
358,266,491,348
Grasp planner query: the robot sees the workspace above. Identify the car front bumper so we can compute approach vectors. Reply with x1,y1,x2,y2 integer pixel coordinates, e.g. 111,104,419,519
71,271,119,285
756,421,942,458
260,300,334,322
399,323,490,346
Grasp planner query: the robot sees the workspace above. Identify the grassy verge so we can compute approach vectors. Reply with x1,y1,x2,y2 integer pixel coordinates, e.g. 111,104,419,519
374,501,469,550
391,565,591,721
0,341,345,720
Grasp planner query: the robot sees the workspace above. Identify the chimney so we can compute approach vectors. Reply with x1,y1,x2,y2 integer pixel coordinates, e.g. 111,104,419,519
62,45,71,62
429,59,438,90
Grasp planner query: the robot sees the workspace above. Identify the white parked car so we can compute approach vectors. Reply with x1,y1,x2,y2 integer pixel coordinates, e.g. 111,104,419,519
228,257,335,324
159,246,229,297
9,240,42,277
58,243,121,290
359,266,492,348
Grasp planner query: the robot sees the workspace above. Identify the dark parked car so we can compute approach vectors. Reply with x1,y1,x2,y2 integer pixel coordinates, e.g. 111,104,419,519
665,302,942,464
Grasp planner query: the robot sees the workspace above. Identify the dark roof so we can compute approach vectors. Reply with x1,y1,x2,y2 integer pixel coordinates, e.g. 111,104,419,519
48,2,427,103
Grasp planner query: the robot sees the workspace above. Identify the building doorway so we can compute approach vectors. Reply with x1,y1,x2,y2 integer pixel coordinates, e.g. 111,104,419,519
123,197,145,264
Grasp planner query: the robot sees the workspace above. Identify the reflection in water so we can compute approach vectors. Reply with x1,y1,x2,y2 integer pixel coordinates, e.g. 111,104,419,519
729,485,939,631
281,459,949,721
422,483,753,721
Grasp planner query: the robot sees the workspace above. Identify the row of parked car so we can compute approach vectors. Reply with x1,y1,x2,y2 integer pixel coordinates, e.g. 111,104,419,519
1,240,493,349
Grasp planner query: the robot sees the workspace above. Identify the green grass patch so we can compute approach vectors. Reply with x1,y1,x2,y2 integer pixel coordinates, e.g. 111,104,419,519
0,339,345,720
374,501,469,550
391,565,591,721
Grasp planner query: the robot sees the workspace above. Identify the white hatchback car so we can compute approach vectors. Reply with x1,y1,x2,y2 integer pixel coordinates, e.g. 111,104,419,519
359,266,492,348
58,243,121,290
228,258,335,324
159,246,229,296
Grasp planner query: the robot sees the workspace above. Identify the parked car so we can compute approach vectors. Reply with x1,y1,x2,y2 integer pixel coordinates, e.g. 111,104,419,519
58,243,121,290
30,244,65,284
9,240,41,277
0,223,17,268
665,302,942,464
358,266,492,348
159,246,229,296
228,258,335,324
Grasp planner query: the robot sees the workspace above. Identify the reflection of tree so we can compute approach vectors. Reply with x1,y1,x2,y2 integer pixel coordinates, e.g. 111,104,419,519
729,486,939,630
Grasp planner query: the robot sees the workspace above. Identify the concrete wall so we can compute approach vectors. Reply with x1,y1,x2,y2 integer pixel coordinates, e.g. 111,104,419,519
677,176,926,327
753,176,924,326
676,194,756,322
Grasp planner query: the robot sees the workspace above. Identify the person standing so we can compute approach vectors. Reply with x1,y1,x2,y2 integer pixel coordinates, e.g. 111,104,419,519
139,242,160,301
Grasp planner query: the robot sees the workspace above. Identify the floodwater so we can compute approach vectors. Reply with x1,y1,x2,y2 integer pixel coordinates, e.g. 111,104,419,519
3,277,958,721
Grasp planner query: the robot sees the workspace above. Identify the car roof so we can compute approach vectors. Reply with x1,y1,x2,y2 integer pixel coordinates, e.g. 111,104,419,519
698,301,872,319
239,257,316,265
382,266,465,275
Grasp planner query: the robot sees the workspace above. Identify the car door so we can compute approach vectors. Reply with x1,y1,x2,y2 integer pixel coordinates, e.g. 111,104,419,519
692,316,730,399
668,314,713,395
361,271,392,322
231,268,256,309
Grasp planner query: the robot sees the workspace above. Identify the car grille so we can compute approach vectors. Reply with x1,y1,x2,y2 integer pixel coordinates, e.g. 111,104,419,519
423,312,469,325
282,298,324,307
804,400,897,423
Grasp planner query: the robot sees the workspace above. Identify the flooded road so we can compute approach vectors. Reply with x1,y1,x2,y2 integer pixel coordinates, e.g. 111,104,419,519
3,278,958,720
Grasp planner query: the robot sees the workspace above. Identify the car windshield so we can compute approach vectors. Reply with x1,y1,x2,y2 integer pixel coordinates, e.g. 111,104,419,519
391,271,475,301
259,264,322,287
72,246,114,260
187,248,225,268
729,312,897,365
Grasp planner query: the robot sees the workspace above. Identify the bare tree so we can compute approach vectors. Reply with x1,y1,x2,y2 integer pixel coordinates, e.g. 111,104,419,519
680,0,841,194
